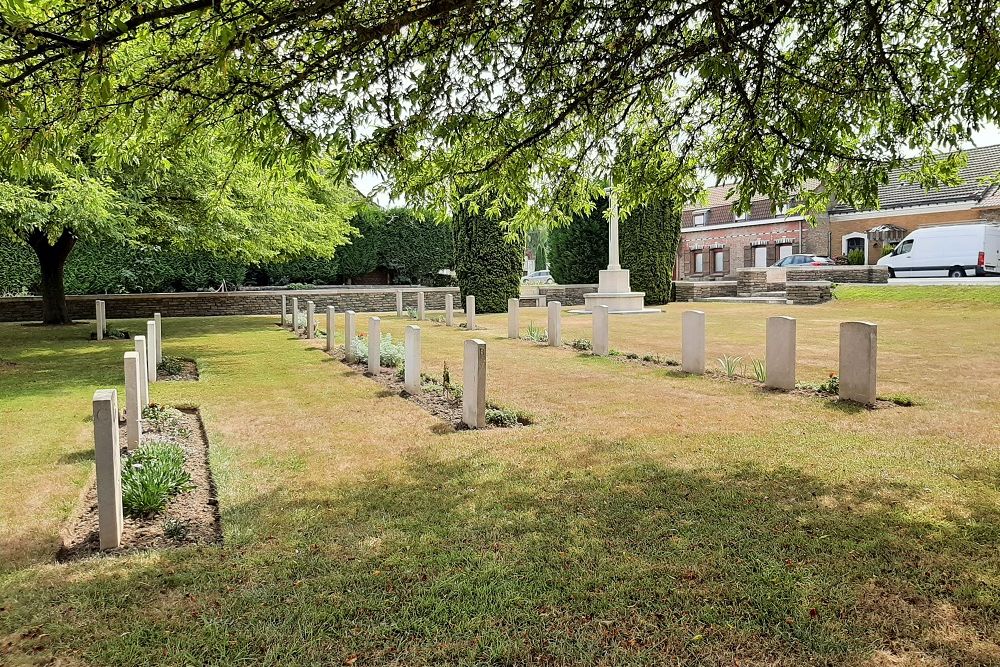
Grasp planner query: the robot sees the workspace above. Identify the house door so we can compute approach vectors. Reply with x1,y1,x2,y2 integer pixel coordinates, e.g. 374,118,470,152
753,245,768,267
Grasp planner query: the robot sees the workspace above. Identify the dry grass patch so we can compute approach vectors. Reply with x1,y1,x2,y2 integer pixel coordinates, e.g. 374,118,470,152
0,288,997,665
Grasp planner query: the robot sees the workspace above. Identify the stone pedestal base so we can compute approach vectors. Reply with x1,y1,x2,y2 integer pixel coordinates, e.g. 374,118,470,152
570,268,662,314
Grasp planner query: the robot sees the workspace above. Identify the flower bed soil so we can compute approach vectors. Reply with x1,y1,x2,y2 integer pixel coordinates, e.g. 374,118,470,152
338,352,528,429
158,358,199,381
58,407,221,561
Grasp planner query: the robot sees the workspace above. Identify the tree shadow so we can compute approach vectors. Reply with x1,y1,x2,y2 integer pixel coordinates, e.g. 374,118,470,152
2,456,997,665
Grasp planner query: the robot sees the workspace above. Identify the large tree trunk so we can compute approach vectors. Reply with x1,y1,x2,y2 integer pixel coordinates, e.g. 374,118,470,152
26,229,77,325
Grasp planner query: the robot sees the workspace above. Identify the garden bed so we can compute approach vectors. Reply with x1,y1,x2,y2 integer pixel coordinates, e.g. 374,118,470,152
58,407,221,561
157,356,199,381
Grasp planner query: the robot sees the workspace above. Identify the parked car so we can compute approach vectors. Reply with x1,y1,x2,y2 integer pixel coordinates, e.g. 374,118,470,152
771,254,835,267
522,270,555,284
877,223,1000,277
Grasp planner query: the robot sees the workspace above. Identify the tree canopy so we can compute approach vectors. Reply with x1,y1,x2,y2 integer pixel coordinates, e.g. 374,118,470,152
0,131,361,321
3,0,998,221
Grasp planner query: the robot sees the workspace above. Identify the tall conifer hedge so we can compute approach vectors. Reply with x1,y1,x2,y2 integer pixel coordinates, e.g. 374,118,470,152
452,200,524,313
620,197,681,304
547,198,609,285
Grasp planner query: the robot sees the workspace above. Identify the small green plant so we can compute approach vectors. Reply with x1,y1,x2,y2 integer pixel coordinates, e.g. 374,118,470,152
818,373,840,394
285,282,314,290
163,517,189,540
157,356,184,376
121,440,194,517
846,248,865,265
718,355,743,379
294,311,309,331
485,403,534,427
442,362,451,388
569,338,592,351
881,393,917,406
428,314,445,324
524,321,548,343
350,334,405,367
750,358,766,383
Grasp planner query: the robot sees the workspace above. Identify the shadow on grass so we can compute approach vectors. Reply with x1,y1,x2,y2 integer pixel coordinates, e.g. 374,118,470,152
56,449,94,465
2,456,997,666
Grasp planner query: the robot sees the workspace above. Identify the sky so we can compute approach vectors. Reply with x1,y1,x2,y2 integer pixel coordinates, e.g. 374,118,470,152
352,124,1000,207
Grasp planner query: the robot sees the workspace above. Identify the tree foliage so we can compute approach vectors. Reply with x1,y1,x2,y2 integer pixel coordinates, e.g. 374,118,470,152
452,199,524,313
620,198,681,305
2,0,998,223
547,199,610,285
0,132,359,321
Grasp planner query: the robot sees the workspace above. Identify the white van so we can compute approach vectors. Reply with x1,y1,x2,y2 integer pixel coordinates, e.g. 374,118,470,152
877,223,1000,278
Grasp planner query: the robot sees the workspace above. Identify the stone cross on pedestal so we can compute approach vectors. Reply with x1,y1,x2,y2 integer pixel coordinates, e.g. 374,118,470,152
607,185,621,271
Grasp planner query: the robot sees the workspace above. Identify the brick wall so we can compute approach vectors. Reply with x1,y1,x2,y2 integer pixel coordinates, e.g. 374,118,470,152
786,281,833,305
537,284,596,306
674,281,738,301
786,265,889,283
0,287,461,323
829,208,983,263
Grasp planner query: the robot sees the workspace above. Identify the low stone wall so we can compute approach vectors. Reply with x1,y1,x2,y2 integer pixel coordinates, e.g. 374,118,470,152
0,287,460,323
786,281,833,305
537,284,597,307
736,268,788,295
674,281,738,301
786,265,889,283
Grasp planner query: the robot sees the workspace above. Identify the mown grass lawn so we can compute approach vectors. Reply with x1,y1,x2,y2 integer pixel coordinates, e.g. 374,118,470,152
1,287,998,665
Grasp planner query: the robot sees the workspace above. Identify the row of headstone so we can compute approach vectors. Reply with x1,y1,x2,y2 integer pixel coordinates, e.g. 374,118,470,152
281,292,477,331
677,310,877,404
506,298,565,347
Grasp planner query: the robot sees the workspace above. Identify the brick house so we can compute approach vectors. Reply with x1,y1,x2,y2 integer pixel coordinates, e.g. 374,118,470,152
829,144,1000,264
676,182,828,280
676,144,1000,278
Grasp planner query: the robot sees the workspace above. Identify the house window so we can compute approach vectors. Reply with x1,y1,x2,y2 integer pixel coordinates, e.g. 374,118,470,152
778,243,793,260
713,250,725,273
753,245,768,267
694,251,704,273
734,210,748,222
776,202,791,215
846,237,865,253
692,211,707,226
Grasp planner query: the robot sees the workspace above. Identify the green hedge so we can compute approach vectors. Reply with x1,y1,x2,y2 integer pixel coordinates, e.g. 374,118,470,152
620,197,681,305
0,207,455,294
547,198,609,284
452,200,524,313
0,238,247,295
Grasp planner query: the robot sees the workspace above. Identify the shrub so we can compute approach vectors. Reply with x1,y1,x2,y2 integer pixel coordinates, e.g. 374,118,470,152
163,517,189,540
569,338,592,351
548,198,609,284
452,194,524,313
350,334,405,367
846,249,865,265
158,356,184,377
121,440,194,517
619,197,681,305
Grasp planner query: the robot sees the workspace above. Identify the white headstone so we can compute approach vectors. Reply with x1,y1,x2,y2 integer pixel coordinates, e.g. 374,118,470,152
154,312,163,364
92,388,123,550
281,294,288,326
839,321,877,405
134,335,149,408
146,320,158,382
95,300,105,341
396,290,404,317
548,301,562,347
306,301,316,339
344,310,357,362
445,294,454,326
765,316,796,390
326,305,336,352
462,339,487,428
681,310,706,374
417,291,426,320
124,352,142,449
404,325,421,394
507,297,519,339
368,317,381,375
466,295,476,329
592,305,609,355
291,297,300,333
